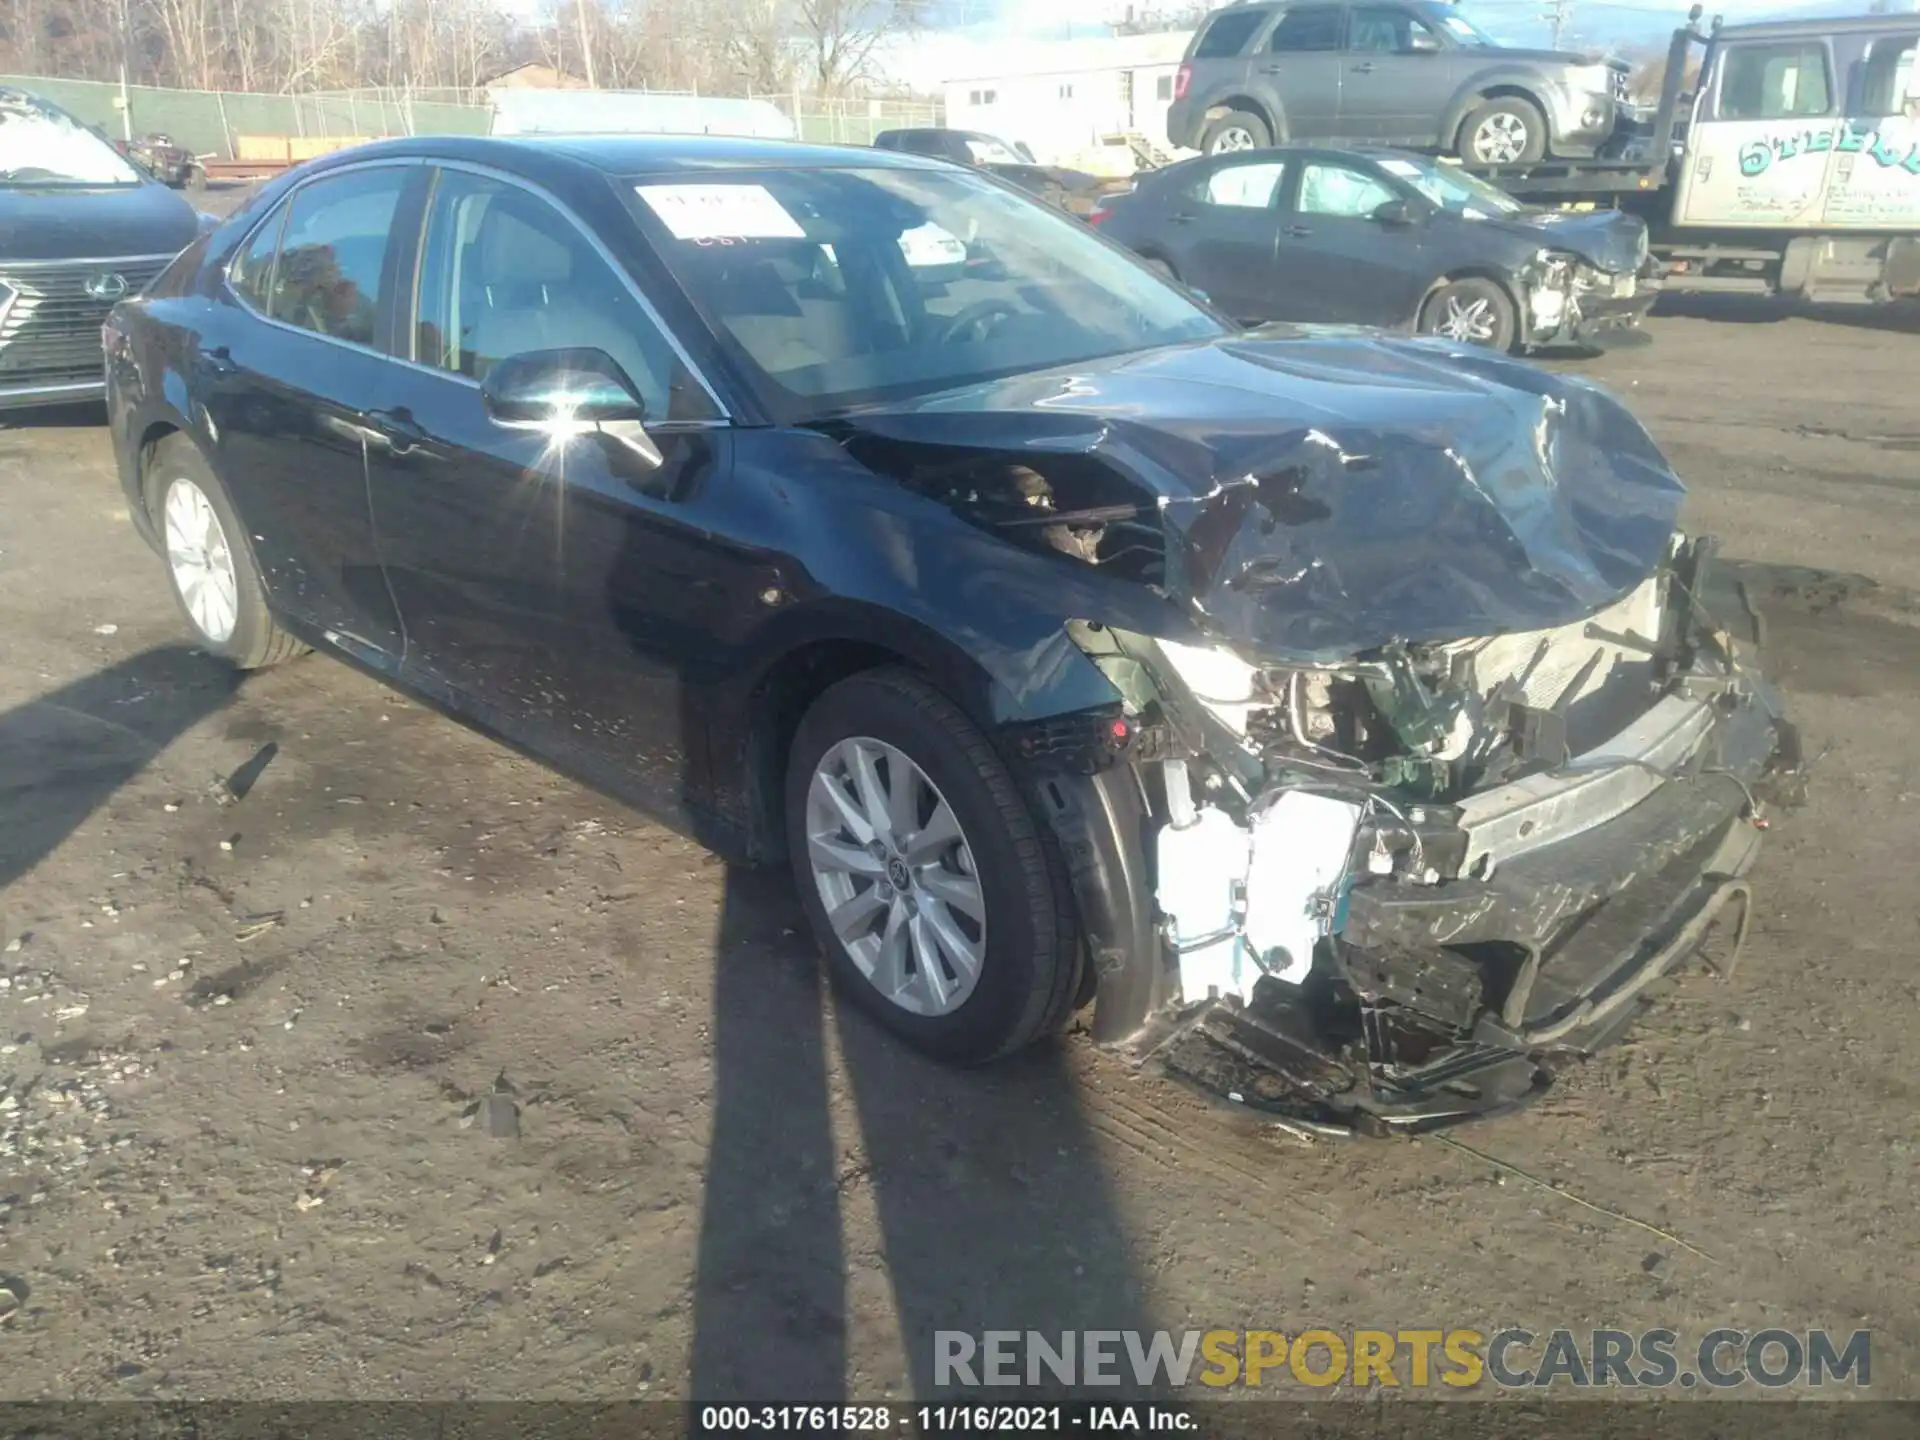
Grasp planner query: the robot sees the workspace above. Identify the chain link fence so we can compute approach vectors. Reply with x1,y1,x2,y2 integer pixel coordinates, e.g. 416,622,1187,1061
0,74,941,157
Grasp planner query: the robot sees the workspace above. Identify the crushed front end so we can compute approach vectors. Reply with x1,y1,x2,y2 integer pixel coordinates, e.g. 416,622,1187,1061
1518,242,1662,350
827,330,1798,1129
1072,536,1797,1132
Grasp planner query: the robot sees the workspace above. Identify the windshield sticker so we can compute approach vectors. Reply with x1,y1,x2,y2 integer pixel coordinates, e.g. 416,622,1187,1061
1739,124,1920,178
636,183,806,241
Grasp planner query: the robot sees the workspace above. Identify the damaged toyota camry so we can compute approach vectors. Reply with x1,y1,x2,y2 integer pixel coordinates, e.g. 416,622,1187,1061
106,136,1798,1130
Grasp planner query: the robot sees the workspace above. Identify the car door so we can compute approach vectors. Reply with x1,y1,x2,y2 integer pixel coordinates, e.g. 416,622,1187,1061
365,165,736,817
1823,29,1920,229
1275,156,1429,324
199,163,421,665
1156,155,1290,321
1340,6,1460,144
1258,6,1347,141
1675,34,1841,227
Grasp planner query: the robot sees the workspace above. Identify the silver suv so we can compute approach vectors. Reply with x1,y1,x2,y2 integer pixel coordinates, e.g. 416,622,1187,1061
1167,1,1629,165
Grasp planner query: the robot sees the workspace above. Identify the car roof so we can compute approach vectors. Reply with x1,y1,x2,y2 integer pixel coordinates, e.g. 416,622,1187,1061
1716,14,1918,40
1165,142,1430,166
304,132,945,178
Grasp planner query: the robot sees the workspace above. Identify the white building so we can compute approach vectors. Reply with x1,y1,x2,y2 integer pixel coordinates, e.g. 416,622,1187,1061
937,31,1197,171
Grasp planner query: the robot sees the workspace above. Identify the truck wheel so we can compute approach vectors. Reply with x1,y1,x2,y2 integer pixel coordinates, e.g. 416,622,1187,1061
784,668,1084,1065
1202,109,1271,154
1418,278,1518,351
1459,97,1547,165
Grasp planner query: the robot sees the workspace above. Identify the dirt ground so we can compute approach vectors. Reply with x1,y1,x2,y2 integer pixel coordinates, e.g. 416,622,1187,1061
2,298,1918,1404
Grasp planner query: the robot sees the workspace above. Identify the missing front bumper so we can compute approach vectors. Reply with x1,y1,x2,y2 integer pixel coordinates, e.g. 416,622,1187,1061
1117,655,1795,1133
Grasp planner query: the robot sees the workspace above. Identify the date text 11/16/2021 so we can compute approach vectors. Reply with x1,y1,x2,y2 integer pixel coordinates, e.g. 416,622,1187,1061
697,1404,1195,1433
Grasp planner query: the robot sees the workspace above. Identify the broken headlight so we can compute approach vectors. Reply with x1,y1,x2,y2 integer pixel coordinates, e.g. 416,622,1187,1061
1526,251,1580,332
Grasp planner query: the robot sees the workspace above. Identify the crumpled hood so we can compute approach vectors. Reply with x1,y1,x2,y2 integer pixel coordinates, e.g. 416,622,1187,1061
1494,208,1649,274
835,330,1685,663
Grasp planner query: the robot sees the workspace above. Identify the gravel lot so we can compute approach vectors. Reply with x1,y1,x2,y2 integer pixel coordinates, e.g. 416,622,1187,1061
2,300,1917,1402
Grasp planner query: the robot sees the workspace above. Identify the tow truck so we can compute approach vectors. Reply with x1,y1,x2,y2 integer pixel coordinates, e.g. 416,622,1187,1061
1465,7,1920,304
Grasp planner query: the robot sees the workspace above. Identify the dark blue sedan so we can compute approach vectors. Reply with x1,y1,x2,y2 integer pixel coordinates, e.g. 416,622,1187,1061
103,134,1791,1130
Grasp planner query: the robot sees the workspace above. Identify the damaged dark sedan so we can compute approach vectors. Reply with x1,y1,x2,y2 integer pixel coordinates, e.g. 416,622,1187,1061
105,135,1795,1130
1091,146,1658,352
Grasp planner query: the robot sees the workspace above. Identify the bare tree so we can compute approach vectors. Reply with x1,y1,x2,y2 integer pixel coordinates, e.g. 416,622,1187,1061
0,0,929,101
796,0,925,97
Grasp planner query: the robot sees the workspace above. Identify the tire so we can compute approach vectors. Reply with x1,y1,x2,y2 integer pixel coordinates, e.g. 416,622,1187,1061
784,667,1084,1064
144,437,306,670
1200,108,1271,155
1457,96,1548,166
1418,276,1519,352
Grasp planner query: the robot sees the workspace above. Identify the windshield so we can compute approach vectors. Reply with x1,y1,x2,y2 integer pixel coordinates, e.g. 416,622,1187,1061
1375,154,1525,216
630,166,1224,419
0,93,141,186
964,135,1026,165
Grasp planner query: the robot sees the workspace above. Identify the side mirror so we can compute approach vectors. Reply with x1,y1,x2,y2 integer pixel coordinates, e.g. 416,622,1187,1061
481,348,661,468
1371,198,1417,226
1407,31,1441,52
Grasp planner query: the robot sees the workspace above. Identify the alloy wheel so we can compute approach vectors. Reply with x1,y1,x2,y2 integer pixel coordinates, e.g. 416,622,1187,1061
1472,113,1529,164
804,736,986,1017
1434,294,1498,344
1211,127,1257,154
163,477,239,644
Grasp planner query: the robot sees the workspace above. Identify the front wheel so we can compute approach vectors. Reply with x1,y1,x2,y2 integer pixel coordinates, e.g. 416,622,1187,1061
784,668,1083,1064
1458,97,1548,166
1418,277,1518,352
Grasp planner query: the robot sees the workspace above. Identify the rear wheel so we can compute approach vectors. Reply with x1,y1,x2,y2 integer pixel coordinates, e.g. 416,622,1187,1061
784,668,1083,1064
1201,109,1271,155
1418,277,1518,352
1458,96,1548,166
145,439,305,670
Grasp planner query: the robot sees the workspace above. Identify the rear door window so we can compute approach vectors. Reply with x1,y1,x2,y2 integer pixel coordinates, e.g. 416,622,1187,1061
1197,159,1289,208
1269,7,1346,53
1859,34,1918,115
1194,8,1270,58
227,205,287,313
266,167,408,347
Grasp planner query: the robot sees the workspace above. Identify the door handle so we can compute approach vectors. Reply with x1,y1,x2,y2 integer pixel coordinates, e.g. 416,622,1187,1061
1283,225,1312,238
1168,211,1196,225
1258,63,1287,74
1349,61,1376,73
360,407,430,455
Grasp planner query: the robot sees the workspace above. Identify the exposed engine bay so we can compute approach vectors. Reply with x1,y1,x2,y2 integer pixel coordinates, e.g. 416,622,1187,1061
1066,536,1793,1134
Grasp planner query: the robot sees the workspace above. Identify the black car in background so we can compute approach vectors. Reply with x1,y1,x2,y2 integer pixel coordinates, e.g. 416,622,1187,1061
1092,145,1657,351
872,127,1117,213
0,88,204,409
104,135,1790,1131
